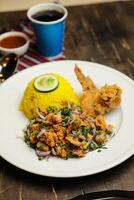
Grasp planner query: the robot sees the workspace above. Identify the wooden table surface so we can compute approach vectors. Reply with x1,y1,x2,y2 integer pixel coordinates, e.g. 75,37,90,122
0,1,134,200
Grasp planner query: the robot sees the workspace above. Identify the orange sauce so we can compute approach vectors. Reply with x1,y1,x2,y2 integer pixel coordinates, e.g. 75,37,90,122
0,36,26,49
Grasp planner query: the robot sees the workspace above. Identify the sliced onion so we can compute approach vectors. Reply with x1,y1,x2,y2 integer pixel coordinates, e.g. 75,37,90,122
36,108,46,119
90,143,95,150
23,127,27,132
37,129,46,138
45,154,51,160
36,118,43,122
84,149,89,154
80,114,86,121
72,131,77,135
36,149,51,157
69,119,75,124
30,119,36,124
91,128,96,138
87,119,96,129
79,135,86,140
62,118,71,126
72,111,80,115
57,110,61,115
25,127,30,136
51,148,57,155
67,102,72,109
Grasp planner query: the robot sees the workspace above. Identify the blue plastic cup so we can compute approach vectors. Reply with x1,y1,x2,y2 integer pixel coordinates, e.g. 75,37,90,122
27,3,68,58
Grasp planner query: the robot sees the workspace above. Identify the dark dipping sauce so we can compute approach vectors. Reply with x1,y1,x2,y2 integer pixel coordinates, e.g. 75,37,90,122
32,10,64,22
0,36,26,49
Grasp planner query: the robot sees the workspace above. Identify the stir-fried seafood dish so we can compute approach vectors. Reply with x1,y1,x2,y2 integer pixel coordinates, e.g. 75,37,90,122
24,104,113,159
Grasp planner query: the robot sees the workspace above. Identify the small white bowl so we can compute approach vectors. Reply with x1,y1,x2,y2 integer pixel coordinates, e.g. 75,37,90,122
0,31,30,56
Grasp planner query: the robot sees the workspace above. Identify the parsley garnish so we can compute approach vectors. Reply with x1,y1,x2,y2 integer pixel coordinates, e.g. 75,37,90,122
47,106,55,113
61,107,71,116
80,126,90,136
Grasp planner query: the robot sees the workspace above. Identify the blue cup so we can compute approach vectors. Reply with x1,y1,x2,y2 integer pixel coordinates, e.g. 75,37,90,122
27,3,68,58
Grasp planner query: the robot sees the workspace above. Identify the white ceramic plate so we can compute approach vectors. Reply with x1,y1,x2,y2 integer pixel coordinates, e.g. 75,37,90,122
0,60,134,178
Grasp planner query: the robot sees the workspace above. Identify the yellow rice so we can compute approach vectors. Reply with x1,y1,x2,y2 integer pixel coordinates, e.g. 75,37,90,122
20,73,80,119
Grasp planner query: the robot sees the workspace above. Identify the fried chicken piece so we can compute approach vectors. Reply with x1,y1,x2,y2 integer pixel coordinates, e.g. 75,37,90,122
95,134,106,144
66,135,81,147
74,65,97,116
55,147,67,158
44,131,59,147
94,84,122,115
72,149,85,157
74,65,97,91
47,113,62,124
31,123,40,131
36,142,50,152
74,65,122,116
95,115,107,130
53,124,66,141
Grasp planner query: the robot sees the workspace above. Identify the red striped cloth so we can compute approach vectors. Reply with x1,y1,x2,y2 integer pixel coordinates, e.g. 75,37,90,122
12,19,65,73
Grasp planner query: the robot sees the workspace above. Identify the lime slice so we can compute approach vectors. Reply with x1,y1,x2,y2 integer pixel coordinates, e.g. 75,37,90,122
34,74,59,92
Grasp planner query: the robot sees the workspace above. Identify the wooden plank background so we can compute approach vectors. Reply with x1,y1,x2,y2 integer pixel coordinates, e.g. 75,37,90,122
0,0,128,12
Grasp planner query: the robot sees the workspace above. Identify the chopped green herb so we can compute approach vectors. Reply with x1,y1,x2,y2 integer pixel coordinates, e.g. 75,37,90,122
66,152,73,159
80,126,90,136
61,144,70,149
77,106,82,112
24,134,29,143
106,130,113,135
76,131,81,136
47,106,55,113
91,140,99,149
99,145,107,149
96,130,104,135
62,116,71,126
90,141,107,151
37,146,44,151
38,156,44,160
32,131,39,135
61,107,71,116
29,143,36,149
42,125,50,131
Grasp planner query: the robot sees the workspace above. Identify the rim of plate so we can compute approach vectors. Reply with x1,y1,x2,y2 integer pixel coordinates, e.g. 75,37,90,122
1,60,134,87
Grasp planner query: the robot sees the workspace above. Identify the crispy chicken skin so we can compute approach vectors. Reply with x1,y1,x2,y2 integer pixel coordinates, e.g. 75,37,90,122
74,66,97,116
94,84,122,115
74,65,122,116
